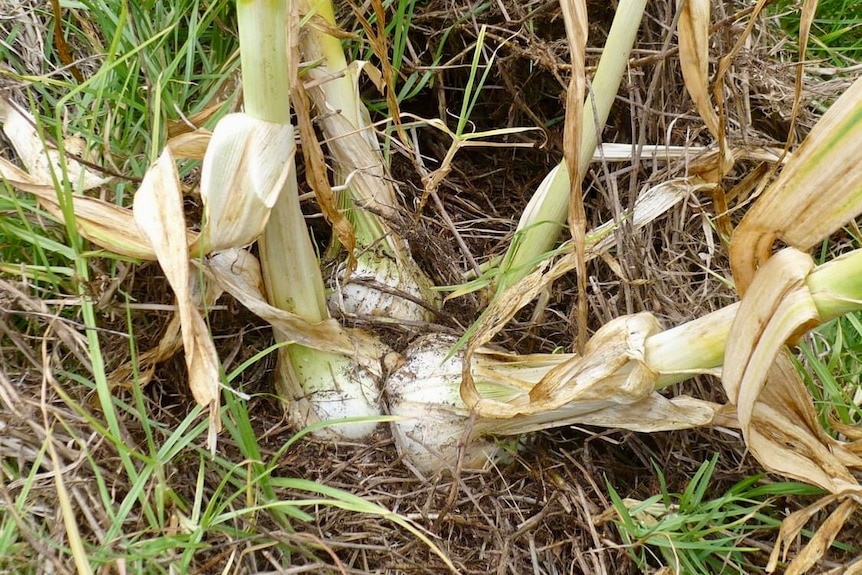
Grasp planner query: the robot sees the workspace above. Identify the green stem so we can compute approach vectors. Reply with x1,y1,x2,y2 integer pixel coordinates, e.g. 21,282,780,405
648,248,862,388
236,0,292,124
236,0,328,320
499,0,648,287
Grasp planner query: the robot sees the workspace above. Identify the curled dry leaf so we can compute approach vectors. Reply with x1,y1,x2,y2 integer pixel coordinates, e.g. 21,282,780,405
460,178,692,407
731,77,862,294
206,248,386,361
560,0,589,352
527,313,661,411
465,309,718,433
291,81,356,274
769,497,859,574
676,0,719,138
486,387,719,437
166,129,211,160
0,97,168,259
723,247,862,572
723,248,820,431
133,147,222,449
472,309,716,433
192,112,294,254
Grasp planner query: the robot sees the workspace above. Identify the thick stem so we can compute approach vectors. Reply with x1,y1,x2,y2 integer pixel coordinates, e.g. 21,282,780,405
236,0,328,320
236,0,383,436
648,248,862,387
236,0,292,124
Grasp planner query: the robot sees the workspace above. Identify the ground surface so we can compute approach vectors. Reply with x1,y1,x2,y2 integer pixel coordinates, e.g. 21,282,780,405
2,0,862,573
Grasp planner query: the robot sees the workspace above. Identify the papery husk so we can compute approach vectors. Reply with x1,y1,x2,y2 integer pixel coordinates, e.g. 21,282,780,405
191,112,294,254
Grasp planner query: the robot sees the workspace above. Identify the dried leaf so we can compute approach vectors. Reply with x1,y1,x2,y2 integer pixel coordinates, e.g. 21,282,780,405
723,247,862,572
731,77,862,294
530,313,659,408
467,313,663,419
0,97,109,191
0,158,167,260
205,248,385,360
723,248,819,428
487,393,719,436
560,0,589,352
768,497,858,574
676,0,719,138
133,147,222,448
166,129,211,160
292,81,356,274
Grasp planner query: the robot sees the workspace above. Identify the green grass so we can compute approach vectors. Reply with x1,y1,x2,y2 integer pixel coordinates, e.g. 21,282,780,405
797,309,862,432
346,0,492,112
608,455,826,574
2,0,240,176
0,2,438,572
793,235,862,434
773,0,862,66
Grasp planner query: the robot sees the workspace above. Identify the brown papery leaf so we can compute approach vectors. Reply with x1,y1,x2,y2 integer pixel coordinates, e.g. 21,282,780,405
529,313,659,409
723,247,862,572
166,129,211,160
486,393,718,436
768,497,859,574
730,77,862,294
723,248,819,427
676,0,719,138
468,313,663,419
292,81,357,276
560,0,589,353
133,148,222,449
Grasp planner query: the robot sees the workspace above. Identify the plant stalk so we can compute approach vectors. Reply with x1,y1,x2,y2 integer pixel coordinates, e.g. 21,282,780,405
499,0,648,287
